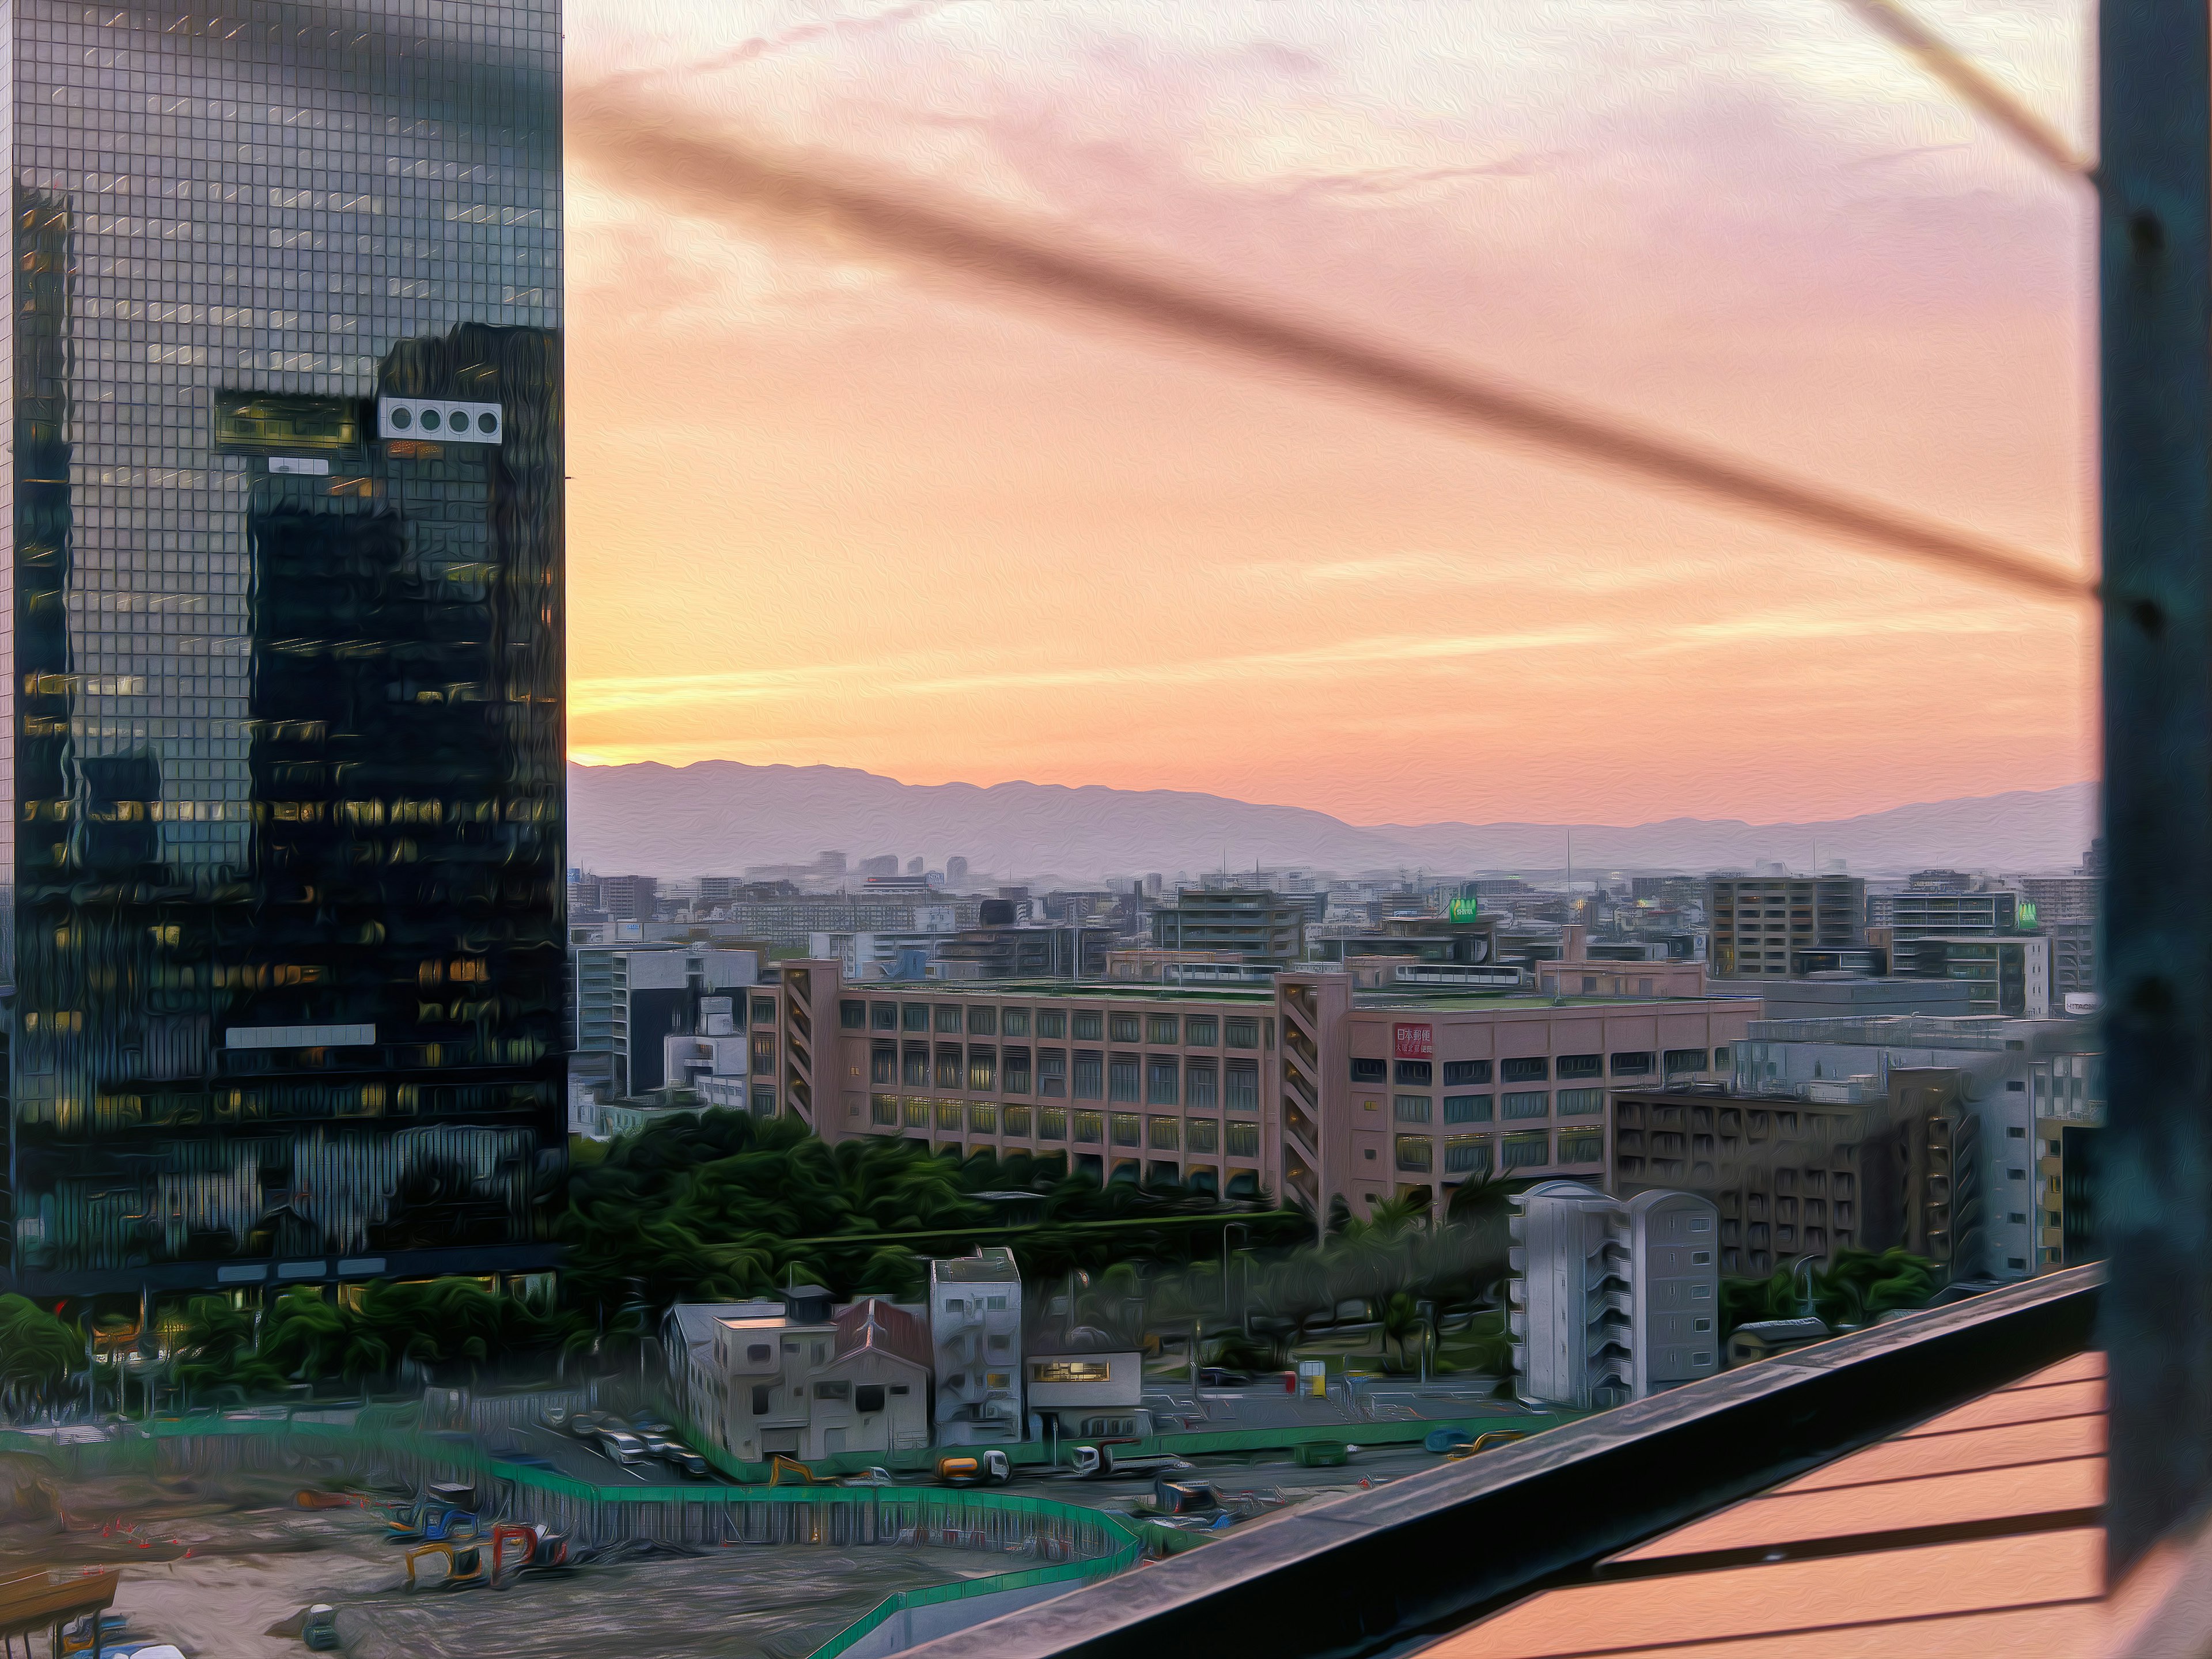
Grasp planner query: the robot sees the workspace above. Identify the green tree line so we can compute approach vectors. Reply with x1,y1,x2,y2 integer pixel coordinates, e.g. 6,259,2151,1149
556,1109,1309,1313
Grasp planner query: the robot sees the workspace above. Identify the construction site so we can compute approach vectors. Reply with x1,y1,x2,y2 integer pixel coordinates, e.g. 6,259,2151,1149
0,1389,1540,1659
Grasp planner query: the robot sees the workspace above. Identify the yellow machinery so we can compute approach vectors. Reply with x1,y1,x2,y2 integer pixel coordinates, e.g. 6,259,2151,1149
935,1450,1012,1487
767,1453,823,1486
1444,1430,1527,1461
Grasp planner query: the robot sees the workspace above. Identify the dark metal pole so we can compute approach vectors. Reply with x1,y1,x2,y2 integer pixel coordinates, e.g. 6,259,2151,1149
2099,0,2212,1577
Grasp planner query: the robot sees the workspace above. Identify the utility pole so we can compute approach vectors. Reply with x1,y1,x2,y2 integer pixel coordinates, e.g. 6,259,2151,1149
2099,0,2212,1577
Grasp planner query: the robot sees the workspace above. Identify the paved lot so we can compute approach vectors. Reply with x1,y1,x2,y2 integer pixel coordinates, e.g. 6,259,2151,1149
483,1420,730,1489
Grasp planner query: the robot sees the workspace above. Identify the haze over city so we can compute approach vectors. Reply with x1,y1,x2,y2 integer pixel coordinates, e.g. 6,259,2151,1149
563,0,2094,826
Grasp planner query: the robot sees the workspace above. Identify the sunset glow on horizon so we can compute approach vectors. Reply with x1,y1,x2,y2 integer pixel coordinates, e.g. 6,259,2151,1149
562,0,2096,828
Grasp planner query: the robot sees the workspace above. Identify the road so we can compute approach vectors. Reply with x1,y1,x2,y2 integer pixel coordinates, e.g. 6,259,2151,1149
484,1419,729,1489
1138,1373,1523,1431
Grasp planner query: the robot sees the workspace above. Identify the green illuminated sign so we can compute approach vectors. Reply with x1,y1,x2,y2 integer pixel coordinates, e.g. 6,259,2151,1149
1448,896,1481,923
2017,899,2038,926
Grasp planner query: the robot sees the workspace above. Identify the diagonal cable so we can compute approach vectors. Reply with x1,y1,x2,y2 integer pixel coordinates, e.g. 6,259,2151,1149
1832,0,2092,180
567,88,2094,605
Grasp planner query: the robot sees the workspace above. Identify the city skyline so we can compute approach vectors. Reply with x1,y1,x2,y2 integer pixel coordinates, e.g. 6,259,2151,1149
562,0,2094,825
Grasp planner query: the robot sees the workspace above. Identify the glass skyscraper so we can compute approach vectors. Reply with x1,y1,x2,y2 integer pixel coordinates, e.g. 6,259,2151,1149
0,1,566,1300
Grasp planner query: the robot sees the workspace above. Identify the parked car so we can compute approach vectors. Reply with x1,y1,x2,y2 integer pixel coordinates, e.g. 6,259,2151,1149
566,1411,609,1439
637,1428,682,1459
595,1429,649,1466
664,1448,711,1480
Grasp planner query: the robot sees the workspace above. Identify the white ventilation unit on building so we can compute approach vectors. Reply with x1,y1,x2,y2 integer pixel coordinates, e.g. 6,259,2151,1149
378,395,502,444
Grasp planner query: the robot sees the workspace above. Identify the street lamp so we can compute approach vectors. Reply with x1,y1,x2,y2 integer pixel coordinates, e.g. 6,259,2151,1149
1793,1255,1820,1319
1222,1222,1251,1336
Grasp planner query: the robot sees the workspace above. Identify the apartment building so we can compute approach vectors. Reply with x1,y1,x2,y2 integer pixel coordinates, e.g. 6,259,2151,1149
1889,888,2022,940
2035,1050,2105,1270
752,960,1758,1225
572,945,760,1099
1891,935,2052,1016
1728,1013,2101,1281
2019,874,2097,927
1707,877,1866,979
930,1250,1024,1445
1151,889,1308,967
1612,1073,1978,1279
1507,1182,1721,1410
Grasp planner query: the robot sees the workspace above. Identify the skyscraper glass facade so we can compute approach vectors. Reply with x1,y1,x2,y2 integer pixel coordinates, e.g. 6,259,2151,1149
0,1,565,1297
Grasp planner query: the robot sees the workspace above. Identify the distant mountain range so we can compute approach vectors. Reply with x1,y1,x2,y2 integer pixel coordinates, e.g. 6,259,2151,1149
567,763,2098,884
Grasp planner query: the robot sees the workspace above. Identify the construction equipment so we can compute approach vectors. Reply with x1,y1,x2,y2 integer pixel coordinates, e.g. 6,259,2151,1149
385,1501,478,1544
767,1453,824,1486
1444,1430,1527,1461
403,1540,486,1589
934,1450,1011,1487
489,1522,570,1587
59,1611,130,1654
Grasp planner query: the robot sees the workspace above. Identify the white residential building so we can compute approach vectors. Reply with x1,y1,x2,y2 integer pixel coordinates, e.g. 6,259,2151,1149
929,1249,1024,1444
1509,1180,1719,1410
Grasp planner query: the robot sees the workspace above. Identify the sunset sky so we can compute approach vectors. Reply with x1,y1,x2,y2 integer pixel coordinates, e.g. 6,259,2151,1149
559,0,2095,828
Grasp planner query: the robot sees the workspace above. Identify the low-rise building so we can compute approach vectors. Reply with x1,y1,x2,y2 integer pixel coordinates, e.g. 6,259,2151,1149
934,925,1114,981
1536,959,1707,998
661,995,752,1113
1151,888,1306,967
663,1289,932,1464
1105,949,1250,982
1751,977,1972,1021
1889,887,2022,940
1890,935,2051,1016
1024,1350,1148,1441
1309,913,1501,968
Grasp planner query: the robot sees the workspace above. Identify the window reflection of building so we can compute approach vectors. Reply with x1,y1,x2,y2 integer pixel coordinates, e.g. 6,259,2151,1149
1,3,565,1299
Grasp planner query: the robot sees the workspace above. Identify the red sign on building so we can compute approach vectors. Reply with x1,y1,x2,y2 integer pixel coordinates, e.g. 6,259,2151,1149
1395,1022,1434,1060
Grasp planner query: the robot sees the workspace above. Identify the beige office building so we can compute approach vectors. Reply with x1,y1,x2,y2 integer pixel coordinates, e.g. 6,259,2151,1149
747,962,1759,1224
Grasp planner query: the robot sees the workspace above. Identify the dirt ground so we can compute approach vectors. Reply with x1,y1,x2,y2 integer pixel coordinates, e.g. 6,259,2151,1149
0,1460,1010,1659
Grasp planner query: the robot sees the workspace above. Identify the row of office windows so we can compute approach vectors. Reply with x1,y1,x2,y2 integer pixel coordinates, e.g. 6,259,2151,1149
1350,1049,1717,1086
868,1045,1261,1108
1390,1128,1604,1175
1385,1089,1607,1123
868,1094,1263,1157
842,1001,1267,1048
